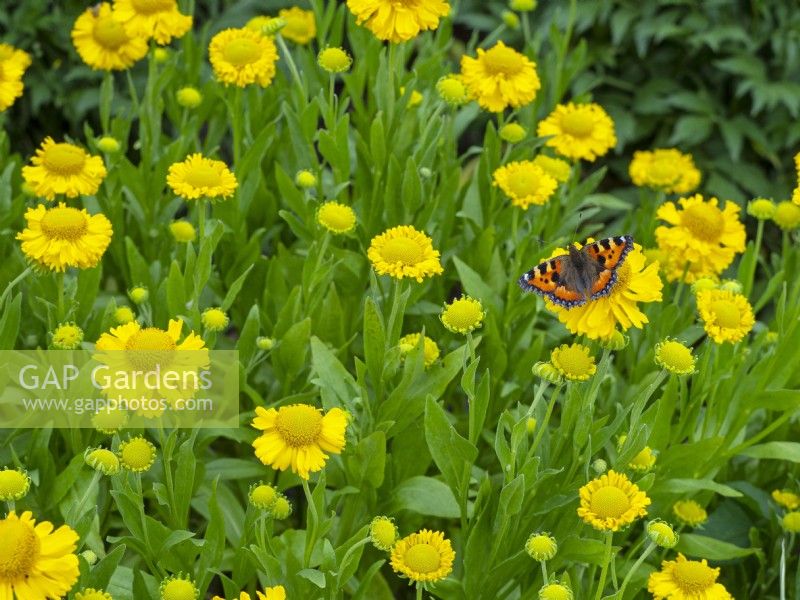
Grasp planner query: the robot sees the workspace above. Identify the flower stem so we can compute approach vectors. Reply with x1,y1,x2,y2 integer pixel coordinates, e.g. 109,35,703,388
0,267,32,307
617,541,656,598
302,478,319,568
594,531,614,600
416,584,423,600
540,560,548,584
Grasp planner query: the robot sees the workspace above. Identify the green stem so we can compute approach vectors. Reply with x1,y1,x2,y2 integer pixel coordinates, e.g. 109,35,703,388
276,34,304,94
334,537,370,593
0,267,32,307
56,271,66,322
529,383,563,459
232,87,244,167
302,479,319,568
540,560,548,584
69,471,102,523
617,542,656,599
198,198,207,240
745,219,764,297
594,531,614,600
416,584,423,600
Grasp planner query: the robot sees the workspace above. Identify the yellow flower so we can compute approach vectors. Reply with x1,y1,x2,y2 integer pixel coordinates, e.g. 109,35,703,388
533,155,571,183
390,529,455,583
460,41,540,113
76,588,114,600
317,202,357,234
401,87,423,108
92,407,129,434
441,296,485,334
0,43,31,112
628,148,701,194
318,47,352,73
672,499,707,527
114,306,135,324
543,241,663,339
85,447,121,475
114,0,192,45
248,482,278,511
256,337,275,351
252,403,348,480
648,554,732,600
499,123,526,143
22,137,107,199
399,333,440,367
794,185,800,206
278,7,316,44
655,194,746,283
212,589,286,600
628,447,656,472
0,468,31,501
295,170,317,188
202,307,229,332
347,0,449,43
176,86,202,108
271,496,292,519
52,322,84,349
654,339,696,375
367,225,443,282
71,3,148,71
550,343,596,381
511,0,536,10
696,289,754,344
209,28,279,88
97,136,121,153
538,583,573,600
782,512,800,533
118,436,157,472
537,102,616,162
169,220,196,242
747,198,776,220
160,574,198,600
577,470,650,531
493,160,558,209
17,203,112,272
691,276,718,294
647,520,679,548
772,489,800,510
369,516,399,551
772,200,800,230
0,511,79,599
436,75,469,106
531,361,563,384
167,153,238,200
502,10,520,29
525,532,557,561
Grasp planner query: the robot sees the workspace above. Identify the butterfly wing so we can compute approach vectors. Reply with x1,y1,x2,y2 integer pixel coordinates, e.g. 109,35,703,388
518,255,586,308
583,235,634,299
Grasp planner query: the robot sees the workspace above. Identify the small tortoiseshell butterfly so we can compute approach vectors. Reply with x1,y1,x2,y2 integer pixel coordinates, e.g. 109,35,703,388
518,235,634,308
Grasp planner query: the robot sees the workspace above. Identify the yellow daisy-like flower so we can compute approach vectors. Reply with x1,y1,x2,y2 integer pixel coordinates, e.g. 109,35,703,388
76,588,114,600
0,511,79,599
52,322,85,349
460,41,540,113
537,102,616,162
782,512,800,533
440,296,485,334
499,123,526,144
696,289,754,344
793,185,800,206
628,447,656,472
0,43,31,112
367,225,443,282
0,468,31,501
369,516,399,551
170,220,196,242
533,155,571,183
531,361,563,385
252,404,348,480
525,532,557,561
167,153,238,200
538,583,573,600
118,436,157,472
398,333,440,367
22,137,107,200
655,194,746,283
113,0,192,45
17,203,112,272
317,201,357,233
212,588,285,600
577,470,650,531
628,148,701,194
248,482,278,511
278,7,316,44
390,529,455,583
648,554,732,600
209,27,279,88
772,489,800,510
346,0,450,43
647,520,679,549
772,200,800,230
493,161,558,209
545,242,663,340
71,3,148,71
436,75,469,106
85,447,121,475
318,47,352,73
160,574,198,600
654,339,696,375
747,198,776,220
550,343,596,381
201,307,229,332
672,499,707,527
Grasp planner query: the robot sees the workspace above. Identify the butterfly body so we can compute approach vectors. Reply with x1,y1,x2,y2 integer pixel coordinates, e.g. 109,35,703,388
518,235,634,308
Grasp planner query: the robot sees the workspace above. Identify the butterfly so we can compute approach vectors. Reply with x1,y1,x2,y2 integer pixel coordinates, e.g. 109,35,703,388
518,235,634,308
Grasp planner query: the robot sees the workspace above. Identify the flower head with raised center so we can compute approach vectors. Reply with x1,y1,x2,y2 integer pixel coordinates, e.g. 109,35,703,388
248,482,278,511
52,322,84,349
577,470,650,531
648,553,732,599
75,589,114,600
347,0,449,42
167,153,238,200
22,137,107,199
441,296,485,334
252,403,347,480
629,148,701,194
461,41,540,112
437,75,469,106
0,469,30,501
772,200,800,230
0,43,30,112
202,307,229,332
176,86,202,108
118,436,157,472
368,225,443,282
747,198,776,220
369,516,399,551
390,529,455,583
209,28,279,88
399,333,440,367
772,489,800,510
85,447,121,475
655,339,696,375
71,3,148,70
278,7,316,44
0,511,79,599
782,512,800,533
17,203,112,272
696,288,754,344
537,102,616,162
170,220,196,242
317,202,357,234
113,0,191,45
672,499,707,527
318,47,352,73
533,155,571,183
538,583,573,600
550,343,596,381
647,520,679,548
160,574,198,600
525,532,557,561
655,194,746,282
493,161,558,209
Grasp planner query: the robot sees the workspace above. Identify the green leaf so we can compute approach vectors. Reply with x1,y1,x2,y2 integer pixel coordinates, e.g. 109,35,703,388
739,442,800,463
676,533,761,560
220,264,253,311
388,476,460,518
652,478,743,498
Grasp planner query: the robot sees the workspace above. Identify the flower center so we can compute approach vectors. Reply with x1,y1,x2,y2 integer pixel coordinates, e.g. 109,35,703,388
42,143,87,175
404,543,441,574
659,342,693,370
0,471,27,498
40,207,89,240
223,38,262,67
161,579,196,600
380,237,424,265
590,486,630,519
93,15,129,49
507,170,538,198
445,300,482,329
125,328,176,371
130,0,172,14
120,439,155,470
681,203,724,242
275,405,323,447
710,300,740,329
482,45,524,76
556,346,594,377
0,519,40,580
649,158,678,184
673,560,717,592
560,111,594,137
184,165,221,188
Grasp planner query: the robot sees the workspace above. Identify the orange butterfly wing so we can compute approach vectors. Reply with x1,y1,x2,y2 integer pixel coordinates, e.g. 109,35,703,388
583,235,633,270
519,256,584,307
